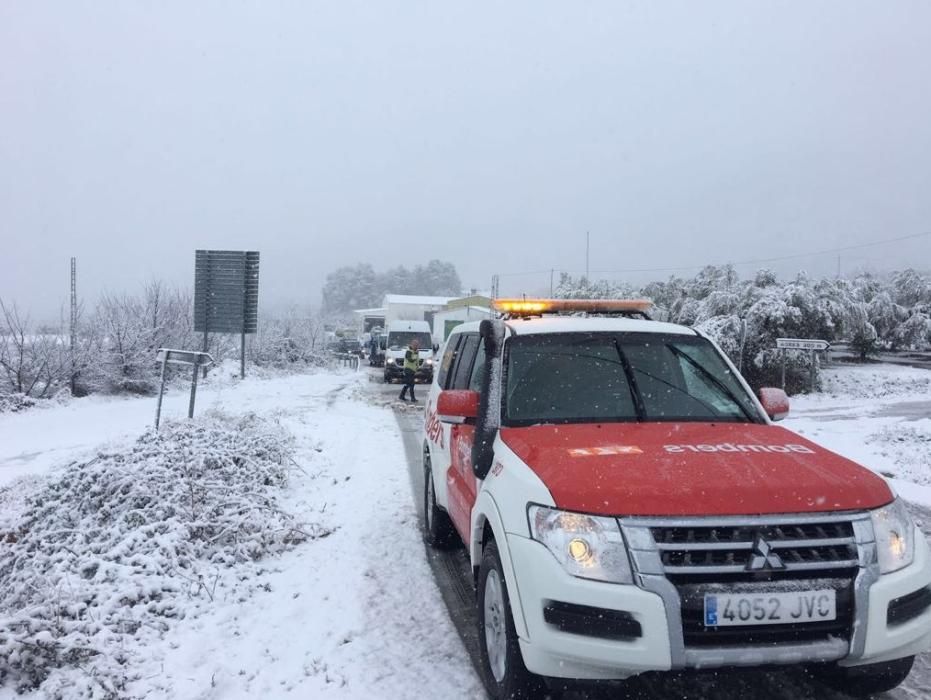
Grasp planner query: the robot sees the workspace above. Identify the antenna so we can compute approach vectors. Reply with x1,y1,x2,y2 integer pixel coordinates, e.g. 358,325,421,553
70,257,77,394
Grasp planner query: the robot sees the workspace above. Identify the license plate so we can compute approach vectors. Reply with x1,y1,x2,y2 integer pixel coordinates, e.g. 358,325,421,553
703,589,836,627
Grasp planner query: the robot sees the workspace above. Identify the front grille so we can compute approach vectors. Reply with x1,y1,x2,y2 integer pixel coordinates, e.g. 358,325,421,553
642,516,863,650
652,520,858,576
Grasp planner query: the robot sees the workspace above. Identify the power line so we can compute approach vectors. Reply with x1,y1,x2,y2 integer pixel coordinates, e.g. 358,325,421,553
588,230,931,275
492,230,931,287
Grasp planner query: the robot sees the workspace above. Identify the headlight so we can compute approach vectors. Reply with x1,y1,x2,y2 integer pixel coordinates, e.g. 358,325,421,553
424,359,433,366
527,505,632,583
386,358,396,365
871,498,915,574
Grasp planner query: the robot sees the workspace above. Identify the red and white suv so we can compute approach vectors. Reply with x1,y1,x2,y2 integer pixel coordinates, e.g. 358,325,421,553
422,299,931,698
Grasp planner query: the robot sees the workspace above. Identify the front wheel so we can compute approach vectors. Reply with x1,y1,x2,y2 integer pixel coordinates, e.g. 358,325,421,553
477,540,544,699
816,655,914,696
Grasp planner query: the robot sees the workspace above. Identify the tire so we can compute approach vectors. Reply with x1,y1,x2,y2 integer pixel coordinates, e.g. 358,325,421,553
816,655,914,696
477,540,544,699
423,448,457,549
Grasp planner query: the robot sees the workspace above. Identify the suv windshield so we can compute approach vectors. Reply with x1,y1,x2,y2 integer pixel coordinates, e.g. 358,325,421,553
387,332,432,351
504,332,759,426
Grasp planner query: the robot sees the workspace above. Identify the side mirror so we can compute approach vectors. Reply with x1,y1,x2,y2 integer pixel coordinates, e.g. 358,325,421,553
437,390,480,424
758,387,790,421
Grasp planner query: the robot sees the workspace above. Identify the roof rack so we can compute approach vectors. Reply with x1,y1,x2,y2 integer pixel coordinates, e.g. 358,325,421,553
492,298,653,320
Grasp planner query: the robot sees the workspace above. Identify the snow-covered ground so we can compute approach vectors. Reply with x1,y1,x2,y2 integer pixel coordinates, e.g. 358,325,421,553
0,369,480,698
786,363,931,508
1,361,930,698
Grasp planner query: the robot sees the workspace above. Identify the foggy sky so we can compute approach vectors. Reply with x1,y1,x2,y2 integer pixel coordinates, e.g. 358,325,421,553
2,1,930,320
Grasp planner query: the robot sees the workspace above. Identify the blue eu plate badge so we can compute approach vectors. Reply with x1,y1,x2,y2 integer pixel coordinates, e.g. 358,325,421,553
704,595,718,626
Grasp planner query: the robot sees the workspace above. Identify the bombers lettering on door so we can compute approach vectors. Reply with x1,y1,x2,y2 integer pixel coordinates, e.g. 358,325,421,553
664,443,816,454
425,402,444,449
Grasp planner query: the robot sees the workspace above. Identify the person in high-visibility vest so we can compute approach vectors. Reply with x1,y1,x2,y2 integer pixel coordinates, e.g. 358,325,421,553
399,339,421,402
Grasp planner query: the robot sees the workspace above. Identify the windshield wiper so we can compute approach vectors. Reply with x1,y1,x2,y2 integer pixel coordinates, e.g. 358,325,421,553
611,339,646,420
665,344,756,422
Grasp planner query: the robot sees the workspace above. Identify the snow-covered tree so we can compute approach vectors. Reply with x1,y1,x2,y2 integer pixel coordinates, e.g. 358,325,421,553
321,264,381,312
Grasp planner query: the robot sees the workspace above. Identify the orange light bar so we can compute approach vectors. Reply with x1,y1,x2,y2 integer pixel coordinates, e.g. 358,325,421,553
493,298,653,315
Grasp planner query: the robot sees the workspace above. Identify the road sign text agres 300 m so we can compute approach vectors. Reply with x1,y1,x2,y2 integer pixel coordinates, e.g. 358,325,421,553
776,338,831,351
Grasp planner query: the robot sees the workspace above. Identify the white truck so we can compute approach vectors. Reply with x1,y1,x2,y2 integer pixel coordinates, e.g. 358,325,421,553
383,320,435,384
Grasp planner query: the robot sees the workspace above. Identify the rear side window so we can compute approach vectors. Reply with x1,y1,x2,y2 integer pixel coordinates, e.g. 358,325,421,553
437,335,462,388
468,342,486,392
450,335,480,390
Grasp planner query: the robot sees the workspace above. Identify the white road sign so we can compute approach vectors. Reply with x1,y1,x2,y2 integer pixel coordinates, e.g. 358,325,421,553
155,349,215,366
776,338,830,351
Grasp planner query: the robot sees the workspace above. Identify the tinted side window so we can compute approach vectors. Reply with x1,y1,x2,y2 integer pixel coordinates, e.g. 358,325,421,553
451,335,480,390
438,334,462,389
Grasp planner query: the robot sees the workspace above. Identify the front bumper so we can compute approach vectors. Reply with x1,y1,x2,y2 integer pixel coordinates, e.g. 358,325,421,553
842,525,931,667
506,524,931,680
509,534,672,679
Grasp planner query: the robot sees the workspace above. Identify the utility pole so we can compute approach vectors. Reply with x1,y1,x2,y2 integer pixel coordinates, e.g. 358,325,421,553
491,274,499,300
70,257,77,395
837,255,841,279
585,231,590,280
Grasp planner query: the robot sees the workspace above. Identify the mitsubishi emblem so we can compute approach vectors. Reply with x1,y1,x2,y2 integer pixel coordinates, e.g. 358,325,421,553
747,534,786,571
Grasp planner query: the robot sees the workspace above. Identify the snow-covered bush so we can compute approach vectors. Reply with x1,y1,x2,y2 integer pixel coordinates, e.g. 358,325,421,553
0,393,38,414
252,307,331,368
0,412,315,696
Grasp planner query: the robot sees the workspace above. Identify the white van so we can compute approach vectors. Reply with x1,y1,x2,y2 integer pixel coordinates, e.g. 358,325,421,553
383,320,434,383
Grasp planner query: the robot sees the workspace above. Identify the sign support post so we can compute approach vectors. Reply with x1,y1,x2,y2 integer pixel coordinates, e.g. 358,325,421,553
809,349,816,393
189,356,200,418
155,354,169,429
781,349,786,390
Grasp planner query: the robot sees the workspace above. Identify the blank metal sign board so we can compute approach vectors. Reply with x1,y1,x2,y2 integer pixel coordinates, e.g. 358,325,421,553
776,338,831,351
194,250,259,334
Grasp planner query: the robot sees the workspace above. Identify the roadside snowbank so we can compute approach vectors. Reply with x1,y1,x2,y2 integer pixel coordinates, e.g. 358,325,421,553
0,413,314,697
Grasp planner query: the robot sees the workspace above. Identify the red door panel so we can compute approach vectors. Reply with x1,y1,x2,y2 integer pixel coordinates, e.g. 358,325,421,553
447,424,478,542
